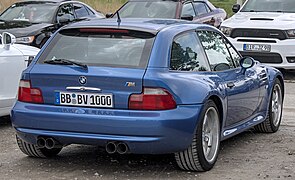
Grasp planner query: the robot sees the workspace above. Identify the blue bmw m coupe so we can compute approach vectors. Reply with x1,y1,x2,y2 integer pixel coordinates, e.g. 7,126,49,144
11,18,284,171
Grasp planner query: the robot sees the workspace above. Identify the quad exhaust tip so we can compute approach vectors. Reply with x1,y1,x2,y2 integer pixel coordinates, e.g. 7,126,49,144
36,137,46,148
106,141,129,154
106,141,117,154
45,138,56,149
117,142,129,154
37,137,61,149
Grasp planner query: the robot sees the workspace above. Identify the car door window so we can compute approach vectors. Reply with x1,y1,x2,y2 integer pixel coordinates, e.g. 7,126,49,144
225,40,241,67
194,2,210,16
73,3,89,18
170,32,210,72
197,31,235,71
86,7,95,15
181,3,196,17
57,4,75,23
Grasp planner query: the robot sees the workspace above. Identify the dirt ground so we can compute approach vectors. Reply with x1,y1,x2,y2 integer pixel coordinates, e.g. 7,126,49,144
0,81,294,180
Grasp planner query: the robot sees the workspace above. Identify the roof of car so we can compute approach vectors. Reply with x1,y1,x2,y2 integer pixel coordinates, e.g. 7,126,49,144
65,18,213,34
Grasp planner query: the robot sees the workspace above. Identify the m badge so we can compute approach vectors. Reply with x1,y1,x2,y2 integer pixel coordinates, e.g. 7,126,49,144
125,82,136,87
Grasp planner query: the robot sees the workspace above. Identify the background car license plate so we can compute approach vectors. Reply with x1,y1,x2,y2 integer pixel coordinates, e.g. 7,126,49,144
55,92,113,108
243,44,271,52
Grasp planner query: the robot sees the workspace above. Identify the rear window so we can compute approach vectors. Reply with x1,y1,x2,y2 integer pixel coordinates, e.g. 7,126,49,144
38,28,155,68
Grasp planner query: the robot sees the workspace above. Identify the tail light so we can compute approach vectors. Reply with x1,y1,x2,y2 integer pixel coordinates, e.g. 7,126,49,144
129,88,176,110
18,80,43,103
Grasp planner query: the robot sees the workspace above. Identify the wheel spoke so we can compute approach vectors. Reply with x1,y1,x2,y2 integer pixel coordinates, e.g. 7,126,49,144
272,90,277,101
202,106,220,164
271,84,282,127
203,114,209,132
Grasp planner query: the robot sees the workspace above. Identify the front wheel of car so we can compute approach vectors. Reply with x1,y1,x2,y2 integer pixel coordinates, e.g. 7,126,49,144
175,100,220,171
255,79,283,133
16,135,62,158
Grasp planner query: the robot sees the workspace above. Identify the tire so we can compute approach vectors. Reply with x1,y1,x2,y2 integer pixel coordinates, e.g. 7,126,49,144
175,100,221,171
255,79,283,133
16,135,62,158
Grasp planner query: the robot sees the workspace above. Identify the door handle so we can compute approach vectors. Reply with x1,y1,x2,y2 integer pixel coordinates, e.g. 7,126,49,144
227,82,235,88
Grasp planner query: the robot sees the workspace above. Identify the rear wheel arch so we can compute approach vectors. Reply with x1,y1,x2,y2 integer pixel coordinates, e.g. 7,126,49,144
276,75,284,98
175,99,221,171
208,95,224,128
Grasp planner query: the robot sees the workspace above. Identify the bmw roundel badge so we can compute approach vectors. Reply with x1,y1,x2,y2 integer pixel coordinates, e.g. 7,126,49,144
79,76,87,85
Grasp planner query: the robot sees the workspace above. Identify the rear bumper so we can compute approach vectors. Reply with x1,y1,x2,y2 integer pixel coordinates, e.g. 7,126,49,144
11,102,203,154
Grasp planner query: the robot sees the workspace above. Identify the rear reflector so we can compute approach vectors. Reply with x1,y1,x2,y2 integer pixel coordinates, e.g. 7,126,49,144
18,80,43,104
129,88,176,110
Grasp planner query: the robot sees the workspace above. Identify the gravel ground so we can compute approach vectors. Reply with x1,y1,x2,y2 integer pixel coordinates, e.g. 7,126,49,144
0,75,295,180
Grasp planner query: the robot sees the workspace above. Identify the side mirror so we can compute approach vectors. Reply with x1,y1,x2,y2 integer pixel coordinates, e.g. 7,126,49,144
2,32,16,50
181,14,194,21
106,13,113,18
232,4,241,13
240,56,255,73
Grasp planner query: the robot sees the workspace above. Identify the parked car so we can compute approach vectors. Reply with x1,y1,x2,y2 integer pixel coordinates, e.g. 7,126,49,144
11,18,284,172
0,0,104,48
107,0,227,27
0,32,39,117
221,0,295,69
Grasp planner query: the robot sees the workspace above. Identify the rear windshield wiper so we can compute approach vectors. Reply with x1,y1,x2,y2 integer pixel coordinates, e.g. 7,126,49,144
44,59,88,69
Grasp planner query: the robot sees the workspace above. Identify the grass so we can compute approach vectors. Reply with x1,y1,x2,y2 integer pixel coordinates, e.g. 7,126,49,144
81,0,127,14
0,0,239,16
0,0,15,12
211,0,237,17
0,0,128,13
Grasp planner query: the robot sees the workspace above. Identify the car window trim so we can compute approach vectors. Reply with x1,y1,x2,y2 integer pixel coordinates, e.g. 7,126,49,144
193,2,211,16
56,3,75,22
73,3,90,19
196,29,239,72
168,29,211,72
222,35,242,68
181,2,197,17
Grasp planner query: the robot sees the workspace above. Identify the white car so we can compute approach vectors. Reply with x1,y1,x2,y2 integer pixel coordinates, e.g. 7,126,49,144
0,32,39,117
220,0,295,70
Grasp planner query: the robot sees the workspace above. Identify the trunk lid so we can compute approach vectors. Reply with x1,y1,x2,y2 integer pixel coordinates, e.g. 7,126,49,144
28,28,155,109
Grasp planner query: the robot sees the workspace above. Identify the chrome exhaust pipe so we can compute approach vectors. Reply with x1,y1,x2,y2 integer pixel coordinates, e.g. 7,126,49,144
106,142,117,154
45,138,56,149
45,138,62,149
36,137,46,148
117,142,129,154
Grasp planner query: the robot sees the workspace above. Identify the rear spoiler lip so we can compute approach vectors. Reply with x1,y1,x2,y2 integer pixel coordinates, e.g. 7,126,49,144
61,25,159,36
59,26,159,35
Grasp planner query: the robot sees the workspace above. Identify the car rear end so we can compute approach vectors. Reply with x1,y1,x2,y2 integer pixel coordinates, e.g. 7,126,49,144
11,25,201,154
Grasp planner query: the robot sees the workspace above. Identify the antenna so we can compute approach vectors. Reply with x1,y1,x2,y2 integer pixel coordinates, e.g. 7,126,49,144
117,11,121,27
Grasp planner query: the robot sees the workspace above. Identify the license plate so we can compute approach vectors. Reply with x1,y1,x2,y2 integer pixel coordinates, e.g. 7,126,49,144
243,44,271,52
55,92,113,108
